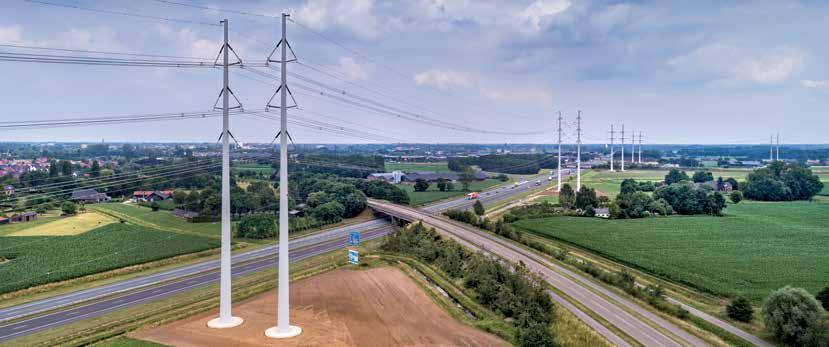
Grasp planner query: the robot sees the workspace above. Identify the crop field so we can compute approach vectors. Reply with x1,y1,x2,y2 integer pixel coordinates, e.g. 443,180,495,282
514,201,829,301
6,212,116,237
397,178,504,206
0,223,219,293
573,169,752,197
385,161,452,172
89,204,219,238
0,215,59,236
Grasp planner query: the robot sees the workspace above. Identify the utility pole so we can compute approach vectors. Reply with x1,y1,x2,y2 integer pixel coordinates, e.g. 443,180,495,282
557,111,562,192
266,13,302,339
638,131,643,164
609,124,615,172
776,133,780,161
207,19,243,329
770,134,774,162
620,124,625,171
576,111,582,192
630,131,635,165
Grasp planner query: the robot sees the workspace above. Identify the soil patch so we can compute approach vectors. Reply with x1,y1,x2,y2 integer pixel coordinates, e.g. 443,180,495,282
130,267,506,347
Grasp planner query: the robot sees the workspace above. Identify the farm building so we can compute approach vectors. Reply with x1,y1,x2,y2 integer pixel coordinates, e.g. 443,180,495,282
172,209,200,222
71,189,111,203
133,190,174,202
0,217,8,225
10,212,38,223
594,208,610,219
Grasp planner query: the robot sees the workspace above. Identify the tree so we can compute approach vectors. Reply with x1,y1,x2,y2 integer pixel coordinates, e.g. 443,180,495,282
61,201,77,215
575,186,599,209
473,200,485,216
306,191,331,208
559,183,576,209
436,179,448,192
726,296,754,322
744,163,823,201
150,201,160,211
341,191,367,218
236,213,277,239
725,177,739,191
692,171,714,183
620,178,640,195
458,166,476,191
730,190,743,204
60,160,73,176
90,160,101,177
817,287,829,311
665,169,689,185
762,286,823,346
48,160,58,177
173,190,188,205
413,178,430,192
311,201,345,222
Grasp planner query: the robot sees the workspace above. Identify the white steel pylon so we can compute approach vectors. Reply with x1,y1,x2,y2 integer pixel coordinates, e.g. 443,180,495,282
207,18,243,329
265,13,302,339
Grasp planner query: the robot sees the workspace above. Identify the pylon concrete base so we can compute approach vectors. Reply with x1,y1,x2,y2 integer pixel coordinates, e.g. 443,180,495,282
265,325,302,339
206,316,244,329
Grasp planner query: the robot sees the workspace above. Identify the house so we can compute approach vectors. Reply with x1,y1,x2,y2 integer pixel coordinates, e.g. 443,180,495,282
3,185,13,196
694,181,733,192
0,217,8,225
71,189,111,203
10,212,38,223
133,190,173,202
367,171,403,184
594,208,610,219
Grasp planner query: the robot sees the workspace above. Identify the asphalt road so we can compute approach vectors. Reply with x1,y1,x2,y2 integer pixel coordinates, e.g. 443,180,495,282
369,200,708,347
0,174,561,343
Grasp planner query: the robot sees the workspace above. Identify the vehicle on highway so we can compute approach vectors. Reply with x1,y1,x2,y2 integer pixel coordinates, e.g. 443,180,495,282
466,192,479,199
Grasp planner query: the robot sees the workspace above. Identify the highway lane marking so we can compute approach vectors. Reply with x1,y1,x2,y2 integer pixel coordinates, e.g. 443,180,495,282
10,324,28,330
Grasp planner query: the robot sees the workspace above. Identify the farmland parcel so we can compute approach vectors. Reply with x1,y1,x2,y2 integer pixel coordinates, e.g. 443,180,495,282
514,201,829,301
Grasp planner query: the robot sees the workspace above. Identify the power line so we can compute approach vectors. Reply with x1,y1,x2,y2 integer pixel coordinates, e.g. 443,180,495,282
0,43,211,61
24,0,222,27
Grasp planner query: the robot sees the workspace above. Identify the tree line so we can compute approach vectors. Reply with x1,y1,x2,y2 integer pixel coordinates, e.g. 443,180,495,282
448,154,557,174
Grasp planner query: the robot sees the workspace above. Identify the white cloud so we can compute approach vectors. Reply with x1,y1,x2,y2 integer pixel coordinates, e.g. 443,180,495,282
331,57,368,80
801,79,829,89
0,25,24,43
733,48,804,84
479,85,553,108
414,69,473,90
667,44,804,86
292,0,379,40
516,0,571,32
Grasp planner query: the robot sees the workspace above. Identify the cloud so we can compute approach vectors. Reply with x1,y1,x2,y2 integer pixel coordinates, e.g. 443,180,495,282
516,0,571,32
331,57,368,80
0,25,24,43
733,48,804,84
801,79,829,89
666,44,804,86
292,0,379,40
414,69,473,90
479,85,553,109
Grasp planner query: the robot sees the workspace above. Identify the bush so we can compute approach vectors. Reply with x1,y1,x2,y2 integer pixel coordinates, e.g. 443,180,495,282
151,201,160,211
726,296,754,322
817,287,829,311
473,200,485,216
61,201,77,215
236,213,277,239
730,190,743,204
414,178,430,192
762,286,824,346
310,201,345,223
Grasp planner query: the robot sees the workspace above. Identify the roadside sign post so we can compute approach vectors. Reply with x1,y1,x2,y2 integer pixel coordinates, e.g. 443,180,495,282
348,249,359,265
348,231,360,246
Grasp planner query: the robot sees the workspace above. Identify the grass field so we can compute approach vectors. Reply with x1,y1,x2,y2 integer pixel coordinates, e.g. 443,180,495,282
89,204,219,238
385,161,452,172
7,212,116,237
0,215,60,236
398,179,504,206
514,201,829,301
0,223,219,294
574,169,752,197
231,162,274,174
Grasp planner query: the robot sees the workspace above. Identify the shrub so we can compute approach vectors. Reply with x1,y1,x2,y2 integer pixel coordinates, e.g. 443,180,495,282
236,213,277,239
311,201,345,223
730,190,743,204
473,200,485,216
61,201,77,215
762,286,823,346
413,178,430,192
726,296,754,322
817,287,829,311
151,201,160,211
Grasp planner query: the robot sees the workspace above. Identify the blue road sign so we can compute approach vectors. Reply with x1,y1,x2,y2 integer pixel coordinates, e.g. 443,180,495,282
348,231,361,246
348,249,359,265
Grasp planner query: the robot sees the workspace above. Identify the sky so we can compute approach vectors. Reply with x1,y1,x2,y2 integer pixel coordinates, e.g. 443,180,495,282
1,0,827,144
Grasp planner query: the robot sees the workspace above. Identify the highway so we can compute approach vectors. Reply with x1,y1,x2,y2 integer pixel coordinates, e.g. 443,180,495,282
0,174,563,343
370,199,707,347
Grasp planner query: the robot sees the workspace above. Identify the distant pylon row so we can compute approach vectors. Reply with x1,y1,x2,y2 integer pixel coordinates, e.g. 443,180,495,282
608,124,643,172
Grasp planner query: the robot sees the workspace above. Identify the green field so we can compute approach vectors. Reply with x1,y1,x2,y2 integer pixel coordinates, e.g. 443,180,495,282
0,223,219,293
574,169,752,197
384,161,451,172
514,201,829,301
398,179,503,206
231,162,274,174
7,212,116,236
89,204,219,238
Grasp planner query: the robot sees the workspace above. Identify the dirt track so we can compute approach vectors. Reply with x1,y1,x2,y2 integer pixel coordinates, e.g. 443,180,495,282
131,267,506,347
